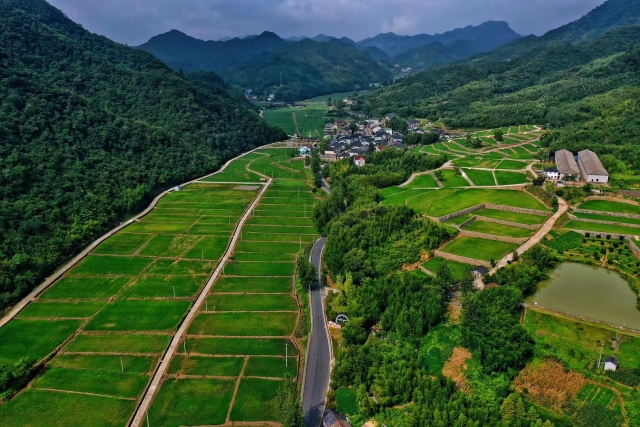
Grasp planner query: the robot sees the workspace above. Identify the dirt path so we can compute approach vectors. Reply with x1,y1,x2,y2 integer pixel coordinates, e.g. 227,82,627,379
130,180,273,427
490,197,568,274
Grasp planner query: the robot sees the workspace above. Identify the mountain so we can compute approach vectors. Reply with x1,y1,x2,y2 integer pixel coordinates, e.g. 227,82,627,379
222,39,393,102
360,0,640,172
136,30,286,73
357,21,522,57
0,0,285,309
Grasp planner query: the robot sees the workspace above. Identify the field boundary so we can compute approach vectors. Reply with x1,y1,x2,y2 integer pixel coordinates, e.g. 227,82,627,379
0,144,276,328
129,179,273,427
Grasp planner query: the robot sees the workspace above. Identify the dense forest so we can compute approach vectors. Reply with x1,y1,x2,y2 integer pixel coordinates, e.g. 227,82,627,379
357,0,640,171
0,0,285,310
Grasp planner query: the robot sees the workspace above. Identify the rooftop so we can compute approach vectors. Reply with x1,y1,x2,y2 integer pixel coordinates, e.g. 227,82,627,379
555,149,580,176
578,150,609,176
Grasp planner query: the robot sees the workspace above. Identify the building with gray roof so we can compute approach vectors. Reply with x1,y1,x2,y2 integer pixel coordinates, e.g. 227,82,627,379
578,150,609,184
554,149,581,179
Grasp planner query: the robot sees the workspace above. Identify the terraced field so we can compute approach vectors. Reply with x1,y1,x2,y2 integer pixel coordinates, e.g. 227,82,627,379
0,182,261,426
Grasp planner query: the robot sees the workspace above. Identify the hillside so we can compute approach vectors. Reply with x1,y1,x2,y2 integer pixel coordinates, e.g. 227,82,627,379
0,0,285,310
136,30,286,73
358,0,640,169
222,39,393,102
358,21,522,57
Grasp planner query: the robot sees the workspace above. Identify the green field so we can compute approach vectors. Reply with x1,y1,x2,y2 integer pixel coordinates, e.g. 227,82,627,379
421,257,471,279
213,277,292,293
148,379,236,426
494,171,529,185
51,354,156,374
84,300,191,331
184,338,297,356
230,378,280,421
404,173,439,188
70,256,153,276
439,169,470,187
17,301,106,318
464,169,496,186
93,233,153,255
32,367,149,398
263,105,329,136
139,234,202,258
425,189,549,217
119,275,205,298
453,157,501,169
64,333,171,354
578,200,640,216
200,153,266,183
475,208,547,225
244,357,297,378
188,312,297,336
495,159,528,170
168,355,245,376
565,221,640,236
440,237,518,262
573,212,640,225
462,220,532,239
40,277,132,300
208,294,298,311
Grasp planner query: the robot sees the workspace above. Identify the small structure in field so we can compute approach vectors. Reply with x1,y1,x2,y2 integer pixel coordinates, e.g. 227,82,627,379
473,265,488,278
353,156,366,167
604,356,619,371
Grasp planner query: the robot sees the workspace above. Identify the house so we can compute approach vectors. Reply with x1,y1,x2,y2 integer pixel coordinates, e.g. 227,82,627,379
299,145,312,157
174,185,182,191
376,145,386,152
245,95,257,101
324,123,335,134
554,149,581,180
267,93,276,101
323,410,352,427
363,126,373,137
322,150,337,161
407,119,420,130
543,167,560,180
473,266,488,278
578,150,609,184
354,156,366,167
343,99,355,106
604,356,619,371
367,118,380,127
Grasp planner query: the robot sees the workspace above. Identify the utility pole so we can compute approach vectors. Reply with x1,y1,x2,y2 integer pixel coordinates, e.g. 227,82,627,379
285,342,289,367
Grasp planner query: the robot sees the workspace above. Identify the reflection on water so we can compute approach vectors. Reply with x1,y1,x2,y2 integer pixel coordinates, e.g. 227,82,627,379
526,262,640,330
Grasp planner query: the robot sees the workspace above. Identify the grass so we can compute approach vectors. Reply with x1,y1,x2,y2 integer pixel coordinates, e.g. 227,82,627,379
201,155,265,183
578,200,640,216
17,301,106,318
138,235,202,258
148,379,236,426
207,294,297,312
125,222,193,234
230,378,280,421
263,105,328,136
84,300,191,332
463,169,495,186
188,224,236,235
425,189,549,217
244,357,297,378
495,171,529,185
439,169,470,187
231,252,297,262
69,256,153,276
0,389,136,427
462,220,532,238
440,237,518,262
242,225,316,235
475,208,547,225
40,277,132,300
188,312,297,336
246,216,313,227
168,355,245,376
573,212,640,226
118,275,205,298
51,354,156,374
444,213,474,226
234,241,302,254
421,257,471,279
145,259,217,275
453,157,501,169
404,173,439,189
213,277,292,293
544,230,585,252
184,338,297,356
495,160,528,170
565,221,640,236
32,367,149,398
0,319,83,365
64,333,171,354
92,233,153,256
223,262,295,276
240,233,316,243
183,236,230,260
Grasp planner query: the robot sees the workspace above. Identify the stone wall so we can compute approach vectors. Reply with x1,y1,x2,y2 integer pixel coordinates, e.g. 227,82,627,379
574,209,640,220
584,195,640,206
458,215,477,229
568,214,640,229
628,238,640,261
437,204,485,223
459,230,528,245
434,250,490,268
571,230,635,240
485,203,552,217
475,215,540,230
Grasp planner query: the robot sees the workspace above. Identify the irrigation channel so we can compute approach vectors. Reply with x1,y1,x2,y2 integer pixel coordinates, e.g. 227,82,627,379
526,262,640,330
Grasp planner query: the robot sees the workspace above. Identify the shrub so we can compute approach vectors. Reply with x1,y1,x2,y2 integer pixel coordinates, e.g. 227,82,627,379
336,388,359,415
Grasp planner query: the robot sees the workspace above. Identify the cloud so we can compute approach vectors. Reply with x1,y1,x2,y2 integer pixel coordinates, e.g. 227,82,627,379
46,0,606,45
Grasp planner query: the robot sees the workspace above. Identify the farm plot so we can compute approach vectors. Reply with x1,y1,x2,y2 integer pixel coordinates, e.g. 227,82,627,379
495,159,528,170
462,220,533,239
440,237,518,263
578,200,640,216
424,189,549,218
201,152,266,183
404,173,439,189
453,157,501,169
565,221,640,236
0,182,259,425
439,169,470,188
572,212,640,226
463,169,495,186
495,171,529,185
474,208,547,225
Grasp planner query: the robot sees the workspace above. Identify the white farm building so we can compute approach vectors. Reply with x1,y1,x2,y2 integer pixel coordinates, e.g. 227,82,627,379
546,149,580,181
578,150,609,184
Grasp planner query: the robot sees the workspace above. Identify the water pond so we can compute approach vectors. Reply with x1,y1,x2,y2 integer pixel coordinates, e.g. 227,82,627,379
526,262,640,330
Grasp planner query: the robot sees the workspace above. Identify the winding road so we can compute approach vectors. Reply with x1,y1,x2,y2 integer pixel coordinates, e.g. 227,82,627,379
302,236,331,427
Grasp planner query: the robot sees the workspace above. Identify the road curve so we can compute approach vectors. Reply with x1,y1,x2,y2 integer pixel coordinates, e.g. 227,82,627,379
302,236,331,427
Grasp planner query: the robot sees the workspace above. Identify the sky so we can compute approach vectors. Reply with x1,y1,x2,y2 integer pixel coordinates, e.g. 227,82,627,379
47,0,606,46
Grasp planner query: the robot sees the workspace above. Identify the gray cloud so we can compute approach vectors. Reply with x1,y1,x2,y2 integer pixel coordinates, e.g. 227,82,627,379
46,0,606,45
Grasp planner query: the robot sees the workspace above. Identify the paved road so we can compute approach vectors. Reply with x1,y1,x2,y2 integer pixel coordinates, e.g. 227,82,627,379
302,237,331,427
321,178,331,194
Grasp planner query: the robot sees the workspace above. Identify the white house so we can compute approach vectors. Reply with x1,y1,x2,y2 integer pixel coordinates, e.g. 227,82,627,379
578,150,609,184
542,168,560,180
354,156,366,167
554,149,581,181
299,145,312,157
604,356,619,371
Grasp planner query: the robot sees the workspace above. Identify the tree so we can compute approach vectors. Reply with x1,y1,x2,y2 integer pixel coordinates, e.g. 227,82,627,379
494,129,504,142
334,98,345,111
349,122,358,135
532,175,546,186
311,152,321,175
273,374,303,427
327,97,333,107
459,267,476,295
434,170,444,181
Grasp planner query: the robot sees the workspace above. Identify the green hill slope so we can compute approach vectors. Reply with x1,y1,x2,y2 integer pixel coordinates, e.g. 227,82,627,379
0,0,285,309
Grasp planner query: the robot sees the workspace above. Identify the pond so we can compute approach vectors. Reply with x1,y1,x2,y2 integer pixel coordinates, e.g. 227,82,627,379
526,262,640,330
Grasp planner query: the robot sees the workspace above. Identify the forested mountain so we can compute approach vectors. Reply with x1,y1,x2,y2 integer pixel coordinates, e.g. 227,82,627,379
358,0,640,169
136,30,286,73
222,39,393,102
0,0,285,310
357,21,522,57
